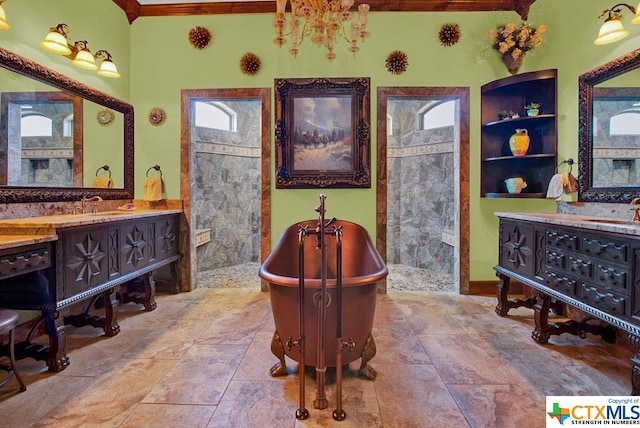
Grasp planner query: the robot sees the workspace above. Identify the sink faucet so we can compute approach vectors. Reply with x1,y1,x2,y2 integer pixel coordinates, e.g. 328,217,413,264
81,195,103,214
631,198,640,222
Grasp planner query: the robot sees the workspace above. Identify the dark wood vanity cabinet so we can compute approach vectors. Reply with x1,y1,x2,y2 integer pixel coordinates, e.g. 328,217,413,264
0,212,180,372
57,214,178,306
495,214,640,394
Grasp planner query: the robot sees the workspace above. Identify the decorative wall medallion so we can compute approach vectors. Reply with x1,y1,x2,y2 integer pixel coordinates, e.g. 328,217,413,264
189,26,212,50
97,108,115,126
148,107,166,126
385,50,409,75
439,23,461,47
240,52,261,76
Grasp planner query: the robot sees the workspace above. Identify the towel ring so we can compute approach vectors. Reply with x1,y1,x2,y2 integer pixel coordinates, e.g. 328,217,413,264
146,164,163,177
556,158,574,174
95,165,111,178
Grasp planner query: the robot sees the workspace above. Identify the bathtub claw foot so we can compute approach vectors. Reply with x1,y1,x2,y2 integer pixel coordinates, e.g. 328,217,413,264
359,363,377,380
270,361,288,377
358,334,377,380
269,330,288,377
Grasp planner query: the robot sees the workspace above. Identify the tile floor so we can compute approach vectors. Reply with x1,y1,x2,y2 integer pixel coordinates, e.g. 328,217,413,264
0,285,633,427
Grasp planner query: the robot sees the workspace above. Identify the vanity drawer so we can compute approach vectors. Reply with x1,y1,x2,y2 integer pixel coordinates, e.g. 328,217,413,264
544,270,577,296
594,262,628,292
567,255,593,280
0,244,52,281
582,235,629,264
546,229,580,252
579,283,628,317
545,250,566,270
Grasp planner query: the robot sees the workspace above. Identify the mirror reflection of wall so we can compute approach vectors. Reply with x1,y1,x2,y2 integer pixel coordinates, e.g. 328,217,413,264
0,56,126,191
592,87,640,188
1,91,82,187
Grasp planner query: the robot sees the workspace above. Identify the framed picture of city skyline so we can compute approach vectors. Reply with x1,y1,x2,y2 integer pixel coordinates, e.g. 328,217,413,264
274,77,371,188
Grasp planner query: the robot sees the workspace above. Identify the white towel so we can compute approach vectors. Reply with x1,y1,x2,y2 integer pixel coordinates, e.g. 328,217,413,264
546,173,564,199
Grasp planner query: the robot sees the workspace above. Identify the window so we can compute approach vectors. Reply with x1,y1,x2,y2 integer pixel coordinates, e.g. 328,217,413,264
418,100,455,130
194,101,237,131
610,110,640,135
63,114,74,137
21,113,53,137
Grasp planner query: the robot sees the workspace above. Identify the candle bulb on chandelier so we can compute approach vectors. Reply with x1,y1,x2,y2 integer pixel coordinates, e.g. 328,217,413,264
273,0,371,62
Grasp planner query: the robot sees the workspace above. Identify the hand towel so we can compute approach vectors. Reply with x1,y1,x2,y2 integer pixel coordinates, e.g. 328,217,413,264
92,176,113,188
546,173,564,199
142,176,164,201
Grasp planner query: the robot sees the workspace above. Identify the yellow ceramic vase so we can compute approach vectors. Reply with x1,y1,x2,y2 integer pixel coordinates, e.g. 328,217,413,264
509,128,530,156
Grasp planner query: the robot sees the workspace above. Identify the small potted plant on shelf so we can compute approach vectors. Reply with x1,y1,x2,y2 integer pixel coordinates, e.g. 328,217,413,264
525,102,540,116
498,110,517,120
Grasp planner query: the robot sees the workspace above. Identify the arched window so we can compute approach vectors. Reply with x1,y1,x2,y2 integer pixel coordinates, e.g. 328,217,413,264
21,113,53,137
610,110,640,135
194,101,237,131
63,114,74,137
418,99,455,130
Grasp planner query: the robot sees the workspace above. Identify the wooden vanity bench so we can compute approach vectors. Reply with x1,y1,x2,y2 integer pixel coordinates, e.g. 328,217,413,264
0,209,180,372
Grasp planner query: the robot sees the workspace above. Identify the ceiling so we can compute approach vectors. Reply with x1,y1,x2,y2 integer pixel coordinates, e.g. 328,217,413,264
114,0,537,23
137,0,268,3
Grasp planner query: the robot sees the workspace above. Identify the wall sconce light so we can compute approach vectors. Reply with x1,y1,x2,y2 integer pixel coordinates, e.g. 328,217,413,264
594,2,640,45
95,50,120,78
40,23,120,78
0,0,10,30
0,0,11,30
41,24,72,55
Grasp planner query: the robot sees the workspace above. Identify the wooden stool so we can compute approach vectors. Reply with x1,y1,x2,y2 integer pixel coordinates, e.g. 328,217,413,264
0,308,26,392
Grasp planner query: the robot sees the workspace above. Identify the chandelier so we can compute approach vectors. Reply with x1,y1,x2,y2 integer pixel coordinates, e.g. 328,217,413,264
273,0,370,62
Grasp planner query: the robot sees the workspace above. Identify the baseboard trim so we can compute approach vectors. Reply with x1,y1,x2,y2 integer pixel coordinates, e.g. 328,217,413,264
468,279,528,295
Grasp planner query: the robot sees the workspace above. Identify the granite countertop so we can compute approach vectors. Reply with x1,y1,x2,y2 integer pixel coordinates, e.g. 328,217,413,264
495,212,640,236
0,234,58,250
0,208,182,235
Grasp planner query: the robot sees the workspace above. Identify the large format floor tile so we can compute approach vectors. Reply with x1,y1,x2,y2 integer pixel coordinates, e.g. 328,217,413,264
0,284,632,427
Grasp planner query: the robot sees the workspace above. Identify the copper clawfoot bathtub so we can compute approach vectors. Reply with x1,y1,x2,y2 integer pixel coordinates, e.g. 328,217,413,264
259,219,388,380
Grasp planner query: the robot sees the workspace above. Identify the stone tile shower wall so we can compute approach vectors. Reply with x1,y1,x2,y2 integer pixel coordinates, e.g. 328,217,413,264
592,99,640,187
5,102,73,187
192,100,261,272
387,99,455,275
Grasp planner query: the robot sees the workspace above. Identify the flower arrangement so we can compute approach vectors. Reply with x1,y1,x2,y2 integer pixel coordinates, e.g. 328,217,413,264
489,21,547,74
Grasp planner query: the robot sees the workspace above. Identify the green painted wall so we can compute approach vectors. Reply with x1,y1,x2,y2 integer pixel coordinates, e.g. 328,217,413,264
3,0,639,282
0,0,130,100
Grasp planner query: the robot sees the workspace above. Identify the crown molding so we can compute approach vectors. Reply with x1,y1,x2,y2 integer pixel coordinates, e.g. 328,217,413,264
113,0,536,24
